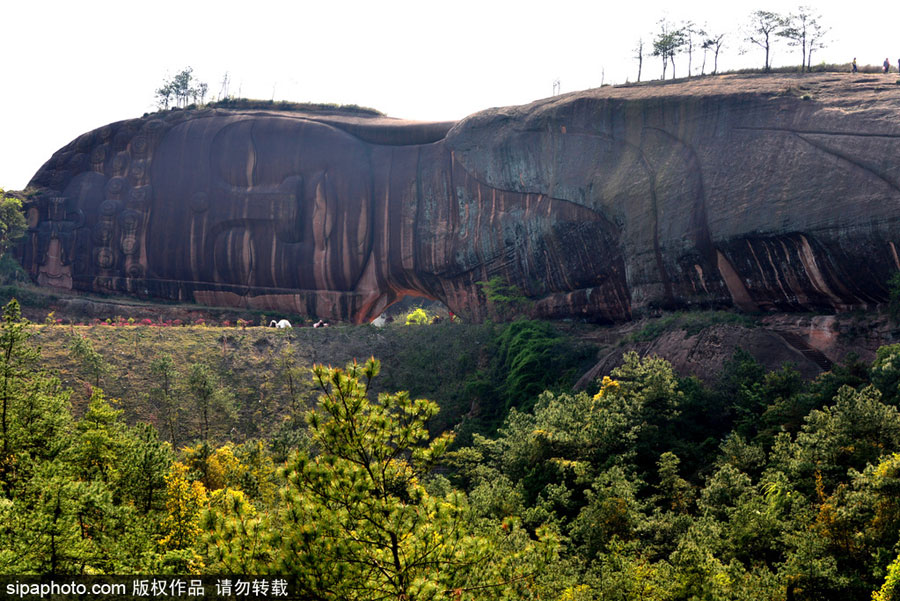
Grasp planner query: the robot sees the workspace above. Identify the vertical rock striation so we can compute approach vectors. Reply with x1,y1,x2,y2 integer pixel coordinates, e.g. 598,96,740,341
21,74,900,322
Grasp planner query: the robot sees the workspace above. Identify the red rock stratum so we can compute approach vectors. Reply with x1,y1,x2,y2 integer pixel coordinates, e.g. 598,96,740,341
21,73,900,322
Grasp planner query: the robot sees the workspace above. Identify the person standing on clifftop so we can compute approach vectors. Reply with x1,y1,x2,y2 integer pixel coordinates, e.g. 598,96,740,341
852,58,858,73
884,58,891,73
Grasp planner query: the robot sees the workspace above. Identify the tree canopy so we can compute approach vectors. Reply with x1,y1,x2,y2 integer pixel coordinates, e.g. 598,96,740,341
155,67,208,110
0,300,897,599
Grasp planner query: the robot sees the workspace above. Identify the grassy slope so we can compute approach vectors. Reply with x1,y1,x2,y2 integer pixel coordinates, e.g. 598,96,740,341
32,320,500,444
19,275,894,451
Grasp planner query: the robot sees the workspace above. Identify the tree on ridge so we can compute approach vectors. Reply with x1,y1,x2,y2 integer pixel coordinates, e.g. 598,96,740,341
745,10,785,72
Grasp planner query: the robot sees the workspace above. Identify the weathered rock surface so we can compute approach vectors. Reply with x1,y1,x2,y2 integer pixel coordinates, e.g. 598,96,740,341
21,74,900,322
574,312,900,387
576,324,828,387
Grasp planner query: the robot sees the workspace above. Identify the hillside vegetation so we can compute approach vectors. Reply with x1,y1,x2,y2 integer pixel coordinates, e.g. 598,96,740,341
5,292,900,599
30,314,595,447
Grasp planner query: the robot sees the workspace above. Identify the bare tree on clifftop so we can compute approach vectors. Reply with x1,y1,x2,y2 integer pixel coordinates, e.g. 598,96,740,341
779,6,829,72
804,9,829,70
634,38,644,82
702,31,726,74
682,21,701,77
745,10,785,72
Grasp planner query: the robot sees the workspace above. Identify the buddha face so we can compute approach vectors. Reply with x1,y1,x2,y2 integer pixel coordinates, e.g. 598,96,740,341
27,108,631,322
147,115,374,293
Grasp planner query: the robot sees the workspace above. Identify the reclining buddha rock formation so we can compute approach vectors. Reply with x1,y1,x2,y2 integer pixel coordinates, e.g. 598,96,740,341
21,74,900,322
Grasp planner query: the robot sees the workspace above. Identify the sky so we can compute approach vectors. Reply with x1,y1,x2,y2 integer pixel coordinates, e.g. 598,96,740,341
1,0,892,190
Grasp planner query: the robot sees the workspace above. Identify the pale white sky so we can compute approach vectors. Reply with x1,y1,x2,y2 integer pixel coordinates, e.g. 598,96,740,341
1,0,890,190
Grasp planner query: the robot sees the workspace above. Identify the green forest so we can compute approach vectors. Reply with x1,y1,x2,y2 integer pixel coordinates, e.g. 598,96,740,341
2,297,900,601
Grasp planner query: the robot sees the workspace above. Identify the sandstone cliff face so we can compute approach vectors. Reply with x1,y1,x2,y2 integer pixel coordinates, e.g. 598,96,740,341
22,74,900,322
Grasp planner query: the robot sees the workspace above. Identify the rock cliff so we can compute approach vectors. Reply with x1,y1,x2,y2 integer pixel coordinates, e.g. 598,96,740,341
22,73,900,322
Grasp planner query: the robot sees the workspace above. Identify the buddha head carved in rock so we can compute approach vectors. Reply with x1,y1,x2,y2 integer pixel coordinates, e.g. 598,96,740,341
22,109,626,322
148,116,374,293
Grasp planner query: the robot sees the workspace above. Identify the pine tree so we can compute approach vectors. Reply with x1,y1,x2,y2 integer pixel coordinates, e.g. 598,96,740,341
71,389,126,484
245,358,556,600
149,354,179,445
0,300,71,497
186,363,233,442
120,422,173,513
68,333,108,388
